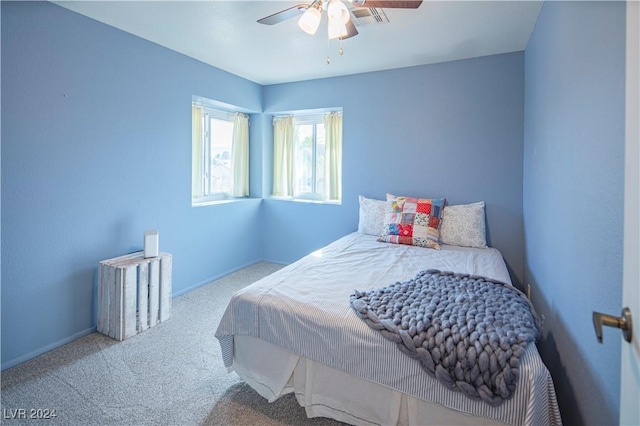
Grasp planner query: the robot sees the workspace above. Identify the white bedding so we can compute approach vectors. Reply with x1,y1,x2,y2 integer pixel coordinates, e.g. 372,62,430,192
215,233,562,425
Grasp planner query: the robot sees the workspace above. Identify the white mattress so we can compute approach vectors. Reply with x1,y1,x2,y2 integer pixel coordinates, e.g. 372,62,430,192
233,335,509,425
216,233,562,425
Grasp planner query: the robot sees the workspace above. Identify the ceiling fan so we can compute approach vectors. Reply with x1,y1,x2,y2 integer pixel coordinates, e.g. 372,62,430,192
257,0,423,41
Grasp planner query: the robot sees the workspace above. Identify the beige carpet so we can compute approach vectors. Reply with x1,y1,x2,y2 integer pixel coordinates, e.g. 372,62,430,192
1,262,345,426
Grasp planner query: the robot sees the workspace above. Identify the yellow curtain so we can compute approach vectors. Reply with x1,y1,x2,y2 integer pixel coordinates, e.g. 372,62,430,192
273,116,294,197
324,112,342,201
231,113,250,197
191,104,203,200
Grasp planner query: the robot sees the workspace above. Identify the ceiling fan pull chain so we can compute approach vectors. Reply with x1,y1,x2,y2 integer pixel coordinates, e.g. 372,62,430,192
339,38,344,56
327,35,331,64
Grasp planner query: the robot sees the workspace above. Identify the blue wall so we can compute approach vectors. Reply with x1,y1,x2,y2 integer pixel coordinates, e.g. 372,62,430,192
524,2,625,425
1,1,528,369
1,1,264,370
5,5,625,424
262,53,526,286
1,2,527,370
10,2,624,424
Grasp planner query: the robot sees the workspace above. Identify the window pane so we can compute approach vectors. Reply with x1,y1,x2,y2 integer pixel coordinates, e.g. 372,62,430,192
315,123,325,196
279,111,340,203
209,117,234,194
294,124,313,195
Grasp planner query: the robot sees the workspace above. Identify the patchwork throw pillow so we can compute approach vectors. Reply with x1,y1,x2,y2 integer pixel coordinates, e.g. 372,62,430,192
439,201,487,248
357,196,386,236
379,194,446,249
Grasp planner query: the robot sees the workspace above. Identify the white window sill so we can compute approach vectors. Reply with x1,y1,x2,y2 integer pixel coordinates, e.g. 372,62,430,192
192,197,260,207
269,196,341,206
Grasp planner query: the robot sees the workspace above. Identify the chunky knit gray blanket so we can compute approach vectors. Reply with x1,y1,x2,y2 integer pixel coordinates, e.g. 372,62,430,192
350,269,542,406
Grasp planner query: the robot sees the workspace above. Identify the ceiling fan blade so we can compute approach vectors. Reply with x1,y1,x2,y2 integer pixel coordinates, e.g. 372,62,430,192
352,0,422,8
257,4,309,25
340,19,359,40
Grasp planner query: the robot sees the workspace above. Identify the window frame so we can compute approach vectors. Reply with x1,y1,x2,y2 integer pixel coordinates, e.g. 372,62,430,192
192,103,238,205
271,109,342,205
292,114,327,202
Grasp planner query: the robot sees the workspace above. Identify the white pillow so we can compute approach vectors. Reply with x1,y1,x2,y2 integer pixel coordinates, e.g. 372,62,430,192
439,201,487,248
357,196,386,236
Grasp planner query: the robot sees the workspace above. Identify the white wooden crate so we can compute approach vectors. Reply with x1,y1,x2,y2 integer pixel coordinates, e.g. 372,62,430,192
98,252,172,341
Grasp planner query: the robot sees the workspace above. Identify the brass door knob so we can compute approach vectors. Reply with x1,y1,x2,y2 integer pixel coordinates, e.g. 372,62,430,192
593,307,633,343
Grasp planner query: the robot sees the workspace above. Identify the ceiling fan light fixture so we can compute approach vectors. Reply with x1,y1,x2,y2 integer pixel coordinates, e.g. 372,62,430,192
327,0,350,25
298,4,322,35
327,19,348,40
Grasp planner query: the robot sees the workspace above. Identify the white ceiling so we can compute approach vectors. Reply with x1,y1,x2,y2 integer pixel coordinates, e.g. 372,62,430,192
53,1,543,85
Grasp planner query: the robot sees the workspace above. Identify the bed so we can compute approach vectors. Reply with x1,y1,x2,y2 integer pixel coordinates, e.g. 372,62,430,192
215,197,562,426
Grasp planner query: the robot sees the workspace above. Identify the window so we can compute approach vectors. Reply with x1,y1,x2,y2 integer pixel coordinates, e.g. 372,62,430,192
273,111,342,203
293,115,326,199
192,101,249,205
